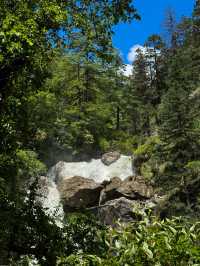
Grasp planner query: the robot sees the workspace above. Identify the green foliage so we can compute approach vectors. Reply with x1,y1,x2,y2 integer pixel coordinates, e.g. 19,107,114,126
134,136,161,157
0,184,64,266
99,138,111,153
133,136,161,179
10,255,38,266
57,254,102,266
16,149,46,179
156,77,200,187
57,214,200,266
0,0,139,161
63,213,106,256
110,132,140,154
186,160,200,174
2,1,200,265
103,216,200,265
40,55,135,157
141,162,154,180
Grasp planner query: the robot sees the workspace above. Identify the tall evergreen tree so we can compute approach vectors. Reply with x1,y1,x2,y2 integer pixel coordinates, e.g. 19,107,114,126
130,48,152,136
163,8,178,50
145,34,166,106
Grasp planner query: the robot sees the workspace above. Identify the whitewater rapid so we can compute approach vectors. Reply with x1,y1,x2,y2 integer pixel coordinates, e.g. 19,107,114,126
42,180,64,218
48,155,134,184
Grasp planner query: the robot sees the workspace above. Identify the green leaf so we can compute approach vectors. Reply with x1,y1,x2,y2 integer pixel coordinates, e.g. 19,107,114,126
142,242,153,259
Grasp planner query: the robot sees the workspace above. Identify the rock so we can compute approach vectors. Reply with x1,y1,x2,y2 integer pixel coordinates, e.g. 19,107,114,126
58,176,103,211
91,197,157,225
101,151,121,166
97,197,135,225
100,177,123,204
100,175,154,204
118,176,154,199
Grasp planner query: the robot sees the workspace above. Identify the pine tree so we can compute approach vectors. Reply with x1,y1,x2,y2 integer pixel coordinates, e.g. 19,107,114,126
163,8,178,49
130,48,152,136
144,34,166,106
158,81,200,180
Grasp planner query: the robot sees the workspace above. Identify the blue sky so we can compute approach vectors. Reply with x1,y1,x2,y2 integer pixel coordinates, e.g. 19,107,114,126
113,0,195,65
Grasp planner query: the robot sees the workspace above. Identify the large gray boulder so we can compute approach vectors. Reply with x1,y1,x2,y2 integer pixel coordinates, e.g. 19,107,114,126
97,197,135,225
92,197,156,225
101,151,121,166
118,176,154,199
100,175,154,205
58,176,103,211
100,177,123,204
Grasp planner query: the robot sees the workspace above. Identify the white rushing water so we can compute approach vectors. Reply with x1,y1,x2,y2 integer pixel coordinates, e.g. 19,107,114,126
42,180,64,218
48,155,134,184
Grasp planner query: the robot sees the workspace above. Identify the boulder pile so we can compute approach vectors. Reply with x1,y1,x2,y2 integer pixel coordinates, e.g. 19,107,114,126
43,152,157,225
57,173,155,225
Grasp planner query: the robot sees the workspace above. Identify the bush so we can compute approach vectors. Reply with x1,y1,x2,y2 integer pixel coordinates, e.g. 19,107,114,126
57,214,200,266
57,254,102,266
63,212,106,256
16,149,47,179
134,136,161,157
103,215,200,265
185,160,200,176
111,132,140,154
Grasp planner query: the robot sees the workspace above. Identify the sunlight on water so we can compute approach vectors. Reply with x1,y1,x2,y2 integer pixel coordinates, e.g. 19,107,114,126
48,155,134,184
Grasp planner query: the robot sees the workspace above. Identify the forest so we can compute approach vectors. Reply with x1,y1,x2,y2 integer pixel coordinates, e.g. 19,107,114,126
0,0,200,265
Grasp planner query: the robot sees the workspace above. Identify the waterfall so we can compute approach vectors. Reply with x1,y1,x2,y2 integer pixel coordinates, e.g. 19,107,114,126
43,155,134,217
42,179,64,219
48,155,134,184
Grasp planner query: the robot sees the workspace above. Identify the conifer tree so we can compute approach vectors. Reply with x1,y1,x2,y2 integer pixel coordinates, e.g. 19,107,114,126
130,48,152,136
145,34,166,106
163,8,178,49
158,49,200,180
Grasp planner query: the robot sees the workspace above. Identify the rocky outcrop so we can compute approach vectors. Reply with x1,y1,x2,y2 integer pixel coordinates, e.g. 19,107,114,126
58,176,103,211
43,155,159,224
44,158,200,224
118,176,154,199
95,197,136,224
56,173,155,224
100,175,153,205
100,177,123,204
91,197,157,225
101,151,121,166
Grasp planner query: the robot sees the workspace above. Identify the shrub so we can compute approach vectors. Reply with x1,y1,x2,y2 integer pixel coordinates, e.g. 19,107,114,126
103,215,200,265
57,214,200,266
